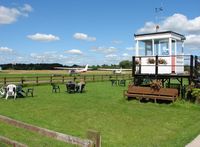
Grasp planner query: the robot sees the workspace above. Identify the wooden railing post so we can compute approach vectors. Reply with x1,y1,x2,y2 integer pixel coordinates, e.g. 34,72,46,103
194,56,198,77
132,56,135,77
21,77,24,85
50,76,53,83
36,76,39,85
93,75,95,82
190,55,194,84
87,130,101,147
4,77,6,85
155,55,158,75
62,76,65,83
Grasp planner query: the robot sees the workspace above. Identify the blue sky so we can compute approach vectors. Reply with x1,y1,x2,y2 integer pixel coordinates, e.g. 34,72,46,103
0,0,200,65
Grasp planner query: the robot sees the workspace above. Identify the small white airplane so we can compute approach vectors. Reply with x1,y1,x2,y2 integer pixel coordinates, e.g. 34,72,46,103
55,64,89,75
99,67,132,74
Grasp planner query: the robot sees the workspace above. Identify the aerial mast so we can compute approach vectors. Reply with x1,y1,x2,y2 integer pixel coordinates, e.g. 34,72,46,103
155,1,164,32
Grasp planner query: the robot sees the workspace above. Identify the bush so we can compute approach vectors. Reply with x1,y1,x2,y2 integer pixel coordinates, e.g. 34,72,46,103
147,58,155,64
191,88,200,104
158,58,167,64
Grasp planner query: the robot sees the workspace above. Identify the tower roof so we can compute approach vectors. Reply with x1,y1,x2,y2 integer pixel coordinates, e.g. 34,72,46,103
134,31,186,41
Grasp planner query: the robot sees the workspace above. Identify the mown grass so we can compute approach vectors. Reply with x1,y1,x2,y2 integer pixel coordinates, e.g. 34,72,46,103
0,70,131,77
0,121,75,147
0,81,200,146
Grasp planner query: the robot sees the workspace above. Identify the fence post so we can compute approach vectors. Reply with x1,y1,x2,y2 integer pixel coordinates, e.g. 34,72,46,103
36,76,38,85
190,55,194,84
132,56,135,77
87,130,101,147
155,55,158,75
62,76,65,83
21,77,24,85
93,75,95,82
4,77,6,85
50,76,52,83
194,56,198,77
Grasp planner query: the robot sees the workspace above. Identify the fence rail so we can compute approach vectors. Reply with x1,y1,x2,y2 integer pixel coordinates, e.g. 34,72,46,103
0,74,132,85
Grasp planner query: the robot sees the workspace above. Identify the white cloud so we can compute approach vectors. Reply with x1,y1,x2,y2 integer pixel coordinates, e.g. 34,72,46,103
111,40,123,44
65,49,83,55
0,46,13,53
137,13,200,34
73,33,96,41
91,46,117,54
30,52,68,63
0,4,32,24
122,53,132,60
105,54,119,63
27,33,60,42
105,54,118,58
137,13,200,50
185,34,200,49
21,4,33,13
126,47,135,51
122,53,129,57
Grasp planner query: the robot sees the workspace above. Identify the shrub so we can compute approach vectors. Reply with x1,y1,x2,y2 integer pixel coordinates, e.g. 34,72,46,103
158,58,167,64
191,88,200,104
147,58,155,64
135,59,140,65
150,80,162,90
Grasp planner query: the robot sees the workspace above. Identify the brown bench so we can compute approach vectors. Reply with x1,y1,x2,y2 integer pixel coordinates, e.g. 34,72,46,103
123,85,178,103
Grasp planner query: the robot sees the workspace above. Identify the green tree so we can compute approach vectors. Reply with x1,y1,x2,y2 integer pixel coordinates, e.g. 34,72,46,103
119,60,132,68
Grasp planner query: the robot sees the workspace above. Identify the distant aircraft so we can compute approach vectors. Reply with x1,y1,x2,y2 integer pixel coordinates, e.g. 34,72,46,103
99,67,132,74
55,64,89,75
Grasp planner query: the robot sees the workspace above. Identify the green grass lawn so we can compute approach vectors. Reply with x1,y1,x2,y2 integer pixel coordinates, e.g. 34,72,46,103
0,81,200,146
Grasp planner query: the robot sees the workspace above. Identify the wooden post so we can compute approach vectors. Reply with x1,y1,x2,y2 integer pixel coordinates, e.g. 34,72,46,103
50,76,53,83
21,77,24,85
155,55,158,76
36,76,38,85
4,77,6,85
62,76,64,83
132,56,135,77
168,78,170,88
87,130,101,147
195,56,198,77
190,55,194,84
139,57,141,74
93,75,95,81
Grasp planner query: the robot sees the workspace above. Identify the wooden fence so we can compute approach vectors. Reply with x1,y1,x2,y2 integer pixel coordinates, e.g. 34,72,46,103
0,74,132,86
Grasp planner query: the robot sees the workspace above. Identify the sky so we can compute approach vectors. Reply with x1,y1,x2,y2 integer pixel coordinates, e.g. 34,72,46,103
0,0,200,65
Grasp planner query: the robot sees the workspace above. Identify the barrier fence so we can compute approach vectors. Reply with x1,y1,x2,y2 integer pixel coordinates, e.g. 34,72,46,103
0,74,132,85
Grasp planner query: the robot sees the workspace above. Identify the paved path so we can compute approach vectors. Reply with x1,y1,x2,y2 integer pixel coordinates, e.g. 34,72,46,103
186,134,200,147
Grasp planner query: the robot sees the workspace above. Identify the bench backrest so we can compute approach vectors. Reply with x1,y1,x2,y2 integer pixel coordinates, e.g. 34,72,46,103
127,85,178,97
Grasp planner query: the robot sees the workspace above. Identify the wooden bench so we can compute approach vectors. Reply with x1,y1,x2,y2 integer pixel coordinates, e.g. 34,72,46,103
123,85,178,103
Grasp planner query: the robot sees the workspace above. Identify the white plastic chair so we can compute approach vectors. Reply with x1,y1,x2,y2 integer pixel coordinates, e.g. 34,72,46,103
6,84,17,100
0,86,6,98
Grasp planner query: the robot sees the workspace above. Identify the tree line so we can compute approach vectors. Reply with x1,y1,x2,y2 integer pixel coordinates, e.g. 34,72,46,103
0,60,132,70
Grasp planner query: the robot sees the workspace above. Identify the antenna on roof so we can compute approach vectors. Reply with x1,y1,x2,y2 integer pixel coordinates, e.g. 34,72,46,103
155,1,164,32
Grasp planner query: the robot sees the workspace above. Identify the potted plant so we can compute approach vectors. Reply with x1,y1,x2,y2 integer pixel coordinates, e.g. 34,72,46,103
158,58,167,64
147,58,155,64
150,80,162,90
135,59,140,65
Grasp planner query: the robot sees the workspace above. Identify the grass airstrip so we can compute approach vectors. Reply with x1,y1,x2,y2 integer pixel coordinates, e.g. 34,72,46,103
0,79,200,146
